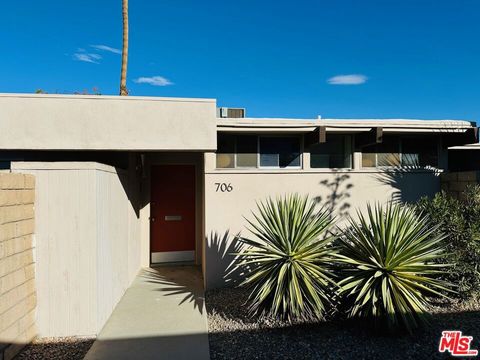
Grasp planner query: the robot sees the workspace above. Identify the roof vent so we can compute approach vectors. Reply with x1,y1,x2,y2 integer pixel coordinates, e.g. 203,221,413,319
217,107,246,118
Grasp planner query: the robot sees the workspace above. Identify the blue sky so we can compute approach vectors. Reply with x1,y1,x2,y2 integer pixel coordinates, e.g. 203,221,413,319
1,1,479,120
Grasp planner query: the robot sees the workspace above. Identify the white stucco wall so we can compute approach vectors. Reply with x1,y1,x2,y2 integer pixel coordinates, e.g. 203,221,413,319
0,94,216,151
11,162,141,337
203,167,440,289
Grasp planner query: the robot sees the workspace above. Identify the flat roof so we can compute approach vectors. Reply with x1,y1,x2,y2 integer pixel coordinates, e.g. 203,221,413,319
217,117,475,133
0,92,216,103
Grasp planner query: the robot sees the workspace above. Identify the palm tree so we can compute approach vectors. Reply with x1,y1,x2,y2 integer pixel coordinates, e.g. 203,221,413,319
119,0,129,95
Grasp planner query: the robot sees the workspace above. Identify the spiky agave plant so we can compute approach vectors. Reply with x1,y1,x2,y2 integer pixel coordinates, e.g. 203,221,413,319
336,203,453,333
234,194,337,321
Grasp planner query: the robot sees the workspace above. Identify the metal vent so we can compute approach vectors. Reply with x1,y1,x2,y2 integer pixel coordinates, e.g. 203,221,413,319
217,107,246,118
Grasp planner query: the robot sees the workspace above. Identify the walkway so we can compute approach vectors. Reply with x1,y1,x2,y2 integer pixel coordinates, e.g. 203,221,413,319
84,266,210,360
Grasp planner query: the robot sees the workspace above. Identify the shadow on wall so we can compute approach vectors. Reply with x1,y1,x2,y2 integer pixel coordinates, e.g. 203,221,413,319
206,176,355,289
313,173,353,222
142,267,205,315
205,231,248,289
373,166,441,203
117,154,146,219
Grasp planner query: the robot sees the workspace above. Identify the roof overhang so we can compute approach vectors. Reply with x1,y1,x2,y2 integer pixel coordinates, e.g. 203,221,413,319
449,143,480,150
217,118,475,132
0,93,217,151
218,117,478,147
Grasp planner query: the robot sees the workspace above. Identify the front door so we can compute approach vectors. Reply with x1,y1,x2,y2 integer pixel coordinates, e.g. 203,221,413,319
150,165,196,263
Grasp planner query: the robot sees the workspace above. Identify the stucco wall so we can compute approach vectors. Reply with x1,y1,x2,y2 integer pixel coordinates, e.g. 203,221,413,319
11,162,141,337
0,94,216,151
203,169,440,289
0,173,36,360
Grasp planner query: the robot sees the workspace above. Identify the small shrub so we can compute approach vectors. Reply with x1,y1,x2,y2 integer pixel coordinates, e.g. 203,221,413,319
336,203,452,333
416,185,480,300
233,194,337,321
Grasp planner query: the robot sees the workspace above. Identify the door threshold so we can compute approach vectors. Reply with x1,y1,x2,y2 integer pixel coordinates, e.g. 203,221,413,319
151,250,194,263
150,261,196,267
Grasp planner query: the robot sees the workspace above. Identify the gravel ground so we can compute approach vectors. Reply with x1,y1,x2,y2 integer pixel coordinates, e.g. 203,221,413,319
13,336,95,360
206,288,480,360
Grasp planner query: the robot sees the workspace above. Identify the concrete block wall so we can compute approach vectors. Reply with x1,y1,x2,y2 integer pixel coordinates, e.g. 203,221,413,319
440,171,480,199
0,173,36,360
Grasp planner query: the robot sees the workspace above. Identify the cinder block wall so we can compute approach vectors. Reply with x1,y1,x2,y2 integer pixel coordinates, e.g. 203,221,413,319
0,173,36,360
440,171,480,199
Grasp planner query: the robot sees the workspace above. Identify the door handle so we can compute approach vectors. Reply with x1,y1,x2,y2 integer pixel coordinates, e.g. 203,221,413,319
165,215,182,221
149,217,155,222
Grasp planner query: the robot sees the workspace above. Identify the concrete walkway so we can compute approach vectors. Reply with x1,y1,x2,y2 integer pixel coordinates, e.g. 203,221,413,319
84,266,210,360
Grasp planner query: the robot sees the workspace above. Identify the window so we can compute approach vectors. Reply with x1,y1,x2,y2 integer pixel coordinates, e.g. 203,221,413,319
216,134,301,169
310,135,352,168
216,134,235,168
236,135,258,167
361,135,438,168
377,137,401,167
402,137,438,167
259,136,301,168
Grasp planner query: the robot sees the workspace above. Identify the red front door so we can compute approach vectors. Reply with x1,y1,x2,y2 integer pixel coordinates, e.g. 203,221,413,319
150,165,196,262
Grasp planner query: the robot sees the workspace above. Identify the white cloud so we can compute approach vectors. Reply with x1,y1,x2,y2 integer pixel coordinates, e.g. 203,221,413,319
134,76,173,86
73,53,102,63
90,44,122,54
327,74,368,85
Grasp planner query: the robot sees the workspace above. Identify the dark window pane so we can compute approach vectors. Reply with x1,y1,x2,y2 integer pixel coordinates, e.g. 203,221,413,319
361,145,377,168
216,134,235,168
279,137,301,167
310,135,351,168
260,137,301,168
259,137,279,167
377,136,400,167
236,135,258,167
402,137,438,167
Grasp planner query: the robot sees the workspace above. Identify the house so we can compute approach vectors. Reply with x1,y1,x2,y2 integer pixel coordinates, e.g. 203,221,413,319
0,93,476,338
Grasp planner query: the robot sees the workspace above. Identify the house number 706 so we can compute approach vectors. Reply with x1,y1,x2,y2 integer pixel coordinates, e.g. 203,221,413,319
215,183,233,192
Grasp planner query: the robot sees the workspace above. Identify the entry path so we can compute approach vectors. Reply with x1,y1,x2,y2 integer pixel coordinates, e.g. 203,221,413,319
84,266,210,360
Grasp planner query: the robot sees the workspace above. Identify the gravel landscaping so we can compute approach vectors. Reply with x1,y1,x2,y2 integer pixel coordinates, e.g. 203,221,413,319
206,288,480,360
14,336,95,360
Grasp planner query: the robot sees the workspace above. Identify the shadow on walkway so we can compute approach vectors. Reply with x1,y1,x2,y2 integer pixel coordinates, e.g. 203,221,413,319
84,266,209,360
143,266,205,314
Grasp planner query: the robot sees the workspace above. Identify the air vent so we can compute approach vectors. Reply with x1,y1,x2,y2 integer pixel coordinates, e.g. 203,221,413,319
217,107,246,118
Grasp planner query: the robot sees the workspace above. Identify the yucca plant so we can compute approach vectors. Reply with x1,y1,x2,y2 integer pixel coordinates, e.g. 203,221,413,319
336,203,453,333
233,194,337,321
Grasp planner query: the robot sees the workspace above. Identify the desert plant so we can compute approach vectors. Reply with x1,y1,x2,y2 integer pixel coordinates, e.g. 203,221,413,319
336,203,452,333
416,186,480,300
233,194,337,321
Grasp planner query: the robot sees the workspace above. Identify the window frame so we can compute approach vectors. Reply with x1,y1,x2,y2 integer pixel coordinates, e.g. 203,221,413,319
361,135,439,169
257,135,303,170
215,133,304,170
235,134,259,169
309,134,353,169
